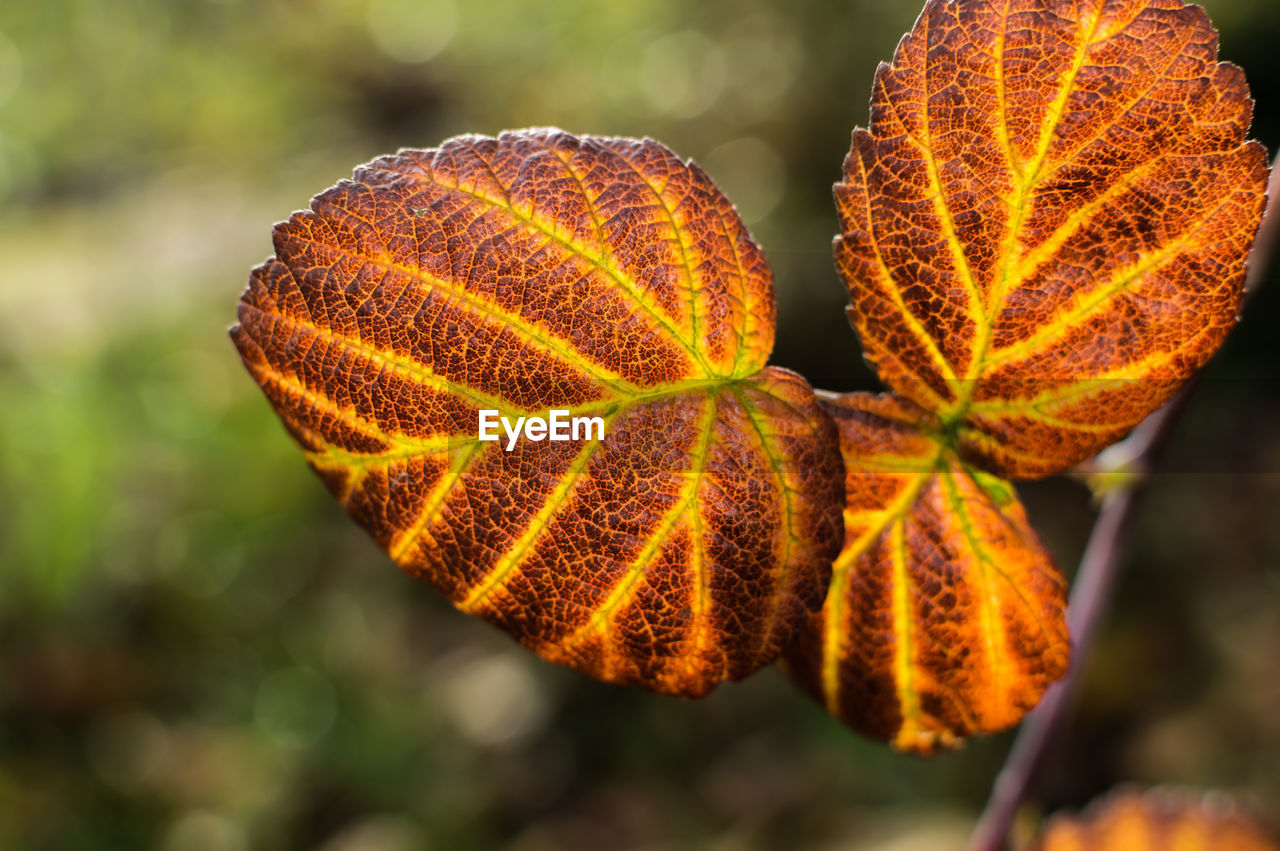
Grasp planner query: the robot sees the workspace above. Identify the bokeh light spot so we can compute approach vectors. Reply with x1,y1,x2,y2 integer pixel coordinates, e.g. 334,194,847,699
163,811,248,851
638,31,727,119
440,652,549,749
367,0,459,64
320,815,428,851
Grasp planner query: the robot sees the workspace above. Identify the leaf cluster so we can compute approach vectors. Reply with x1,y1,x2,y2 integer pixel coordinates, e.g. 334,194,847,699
232,0,1269,755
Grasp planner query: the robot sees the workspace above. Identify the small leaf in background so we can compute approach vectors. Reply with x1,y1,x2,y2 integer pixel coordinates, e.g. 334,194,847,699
835,0,1269,477
231,129,845,698
783,393,1067,754
1034,787,1278,850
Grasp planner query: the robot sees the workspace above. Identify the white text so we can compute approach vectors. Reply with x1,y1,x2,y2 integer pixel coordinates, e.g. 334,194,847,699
478,409,606,451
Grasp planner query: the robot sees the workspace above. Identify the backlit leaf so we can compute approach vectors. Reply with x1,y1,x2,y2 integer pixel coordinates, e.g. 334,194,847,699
1034,787,1279,851
783,393,1068,754
836,0,1269,477
231,129,845,697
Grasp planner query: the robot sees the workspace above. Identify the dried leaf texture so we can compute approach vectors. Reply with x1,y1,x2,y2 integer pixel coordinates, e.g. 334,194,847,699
836,0,1269,477
784,393,1068,754
1035,787,1278,851
232,129,845,697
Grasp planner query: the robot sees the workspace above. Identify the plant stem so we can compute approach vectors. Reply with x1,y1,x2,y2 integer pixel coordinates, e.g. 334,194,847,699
968,155,1280,851
967,393,1182,851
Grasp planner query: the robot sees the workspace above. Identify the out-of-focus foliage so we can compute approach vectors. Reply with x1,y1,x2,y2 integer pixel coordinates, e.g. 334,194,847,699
1,1,1278,849
1033,786,1278,850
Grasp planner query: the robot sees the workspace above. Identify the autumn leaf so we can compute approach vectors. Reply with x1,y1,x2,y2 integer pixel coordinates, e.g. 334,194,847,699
231,129,845,698
1034,787,1279,851
793,0,1271,753
836,0,1269,477
783,393,1067,754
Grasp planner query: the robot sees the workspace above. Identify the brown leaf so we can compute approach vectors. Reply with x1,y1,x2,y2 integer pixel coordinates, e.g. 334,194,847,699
836,0,1269,477
784,393,1068,754
231,129,845,697
1034,787,1278,851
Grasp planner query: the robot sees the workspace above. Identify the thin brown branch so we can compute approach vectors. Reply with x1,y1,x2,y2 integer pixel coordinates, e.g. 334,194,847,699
968,154,1280,851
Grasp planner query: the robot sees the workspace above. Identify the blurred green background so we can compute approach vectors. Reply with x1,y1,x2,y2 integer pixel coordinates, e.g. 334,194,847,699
1,0,1277,849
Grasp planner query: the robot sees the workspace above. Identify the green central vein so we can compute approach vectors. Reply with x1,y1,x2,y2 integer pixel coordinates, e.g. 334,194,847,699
941,5,1108,429
943,463,1058,653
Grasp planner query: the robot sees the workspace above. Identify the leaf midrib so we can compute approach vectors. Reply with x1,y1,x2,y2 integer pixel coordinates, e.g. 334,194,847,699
298,375,765,468
943,5,1108,427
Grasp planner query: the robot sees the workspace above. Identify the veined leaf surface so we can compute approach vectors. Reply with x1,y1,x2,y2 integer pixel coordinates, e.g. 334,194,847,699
836,0,1269,477
1035,787,1279,851
784,393,1068,754
232,129,845,697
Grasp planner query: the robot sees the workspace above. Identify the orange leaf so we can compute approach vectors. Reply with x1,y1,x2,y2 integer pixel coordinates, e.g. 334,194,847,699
231,129,845,697
784,393,1068,754
1034,787,1278,851
836,0,1269,477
